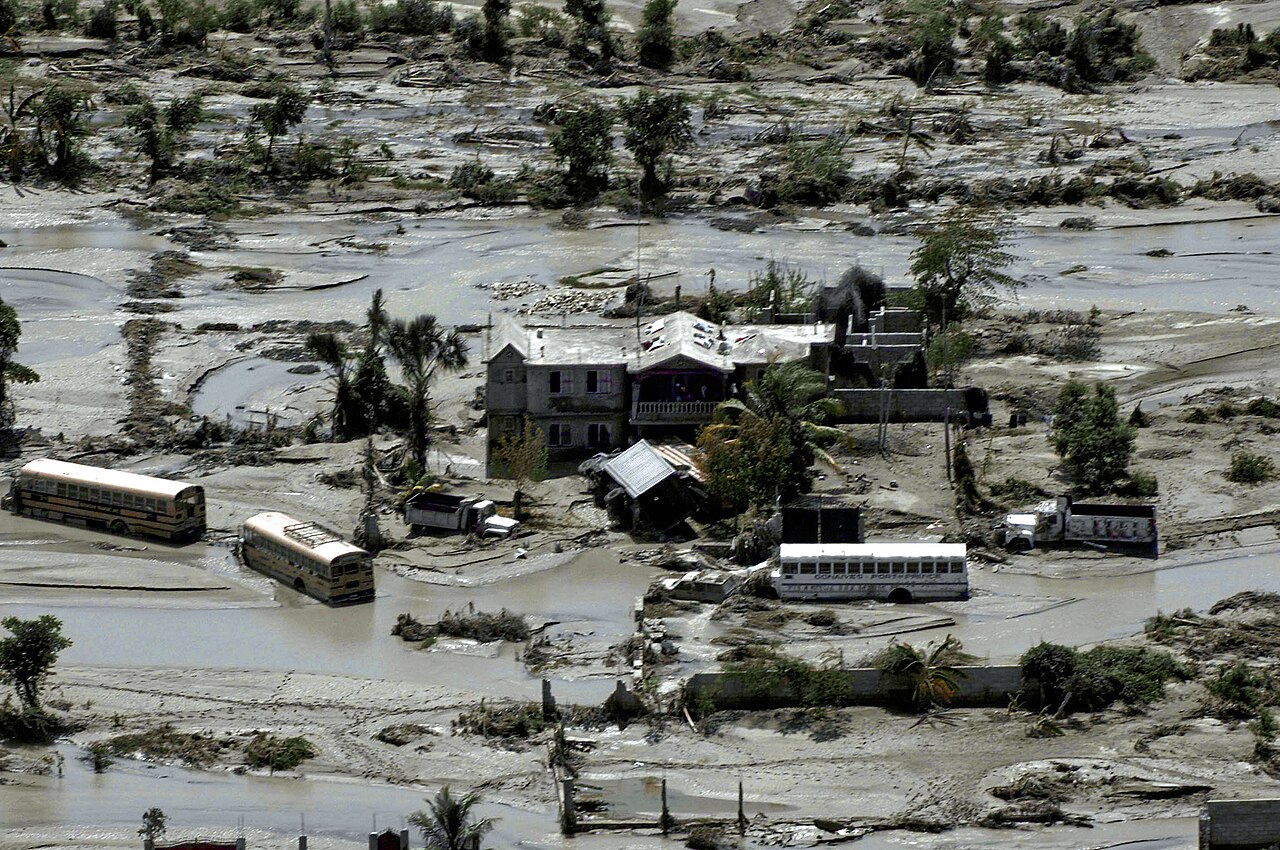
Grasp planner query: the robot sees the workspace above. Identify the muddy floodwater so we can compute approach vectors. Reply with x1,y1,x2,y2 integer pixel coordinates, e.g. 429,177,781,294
0,741,1199,849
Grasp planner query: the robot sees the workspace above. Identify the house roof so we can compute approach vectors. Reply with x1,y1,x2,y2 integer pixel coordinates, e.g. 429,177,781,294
602,440,675,499
486,312,835,372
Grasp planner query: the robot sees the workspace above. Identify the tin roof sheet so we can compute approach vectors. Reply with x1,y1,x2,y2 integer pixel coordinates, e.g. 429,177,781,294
602,440,674,499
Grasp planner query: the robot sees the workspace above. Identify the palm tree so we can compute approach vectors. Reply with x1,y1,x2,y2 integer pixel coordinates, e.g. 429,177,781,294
306,331,356,441
352,288,393,432
386,315,467,471
878,634,971,709
708,360,846,469
409,786,494,850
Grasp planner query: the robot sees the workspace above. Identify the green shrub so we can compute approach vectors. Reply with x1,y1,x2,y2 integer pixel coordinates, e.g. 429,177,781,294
244,733,316,771
1119,470,1158,497
989,477,1046,504
1226,451,1276,484
1020,642,1185,713
1246,397,1280,418
1215,401,1241,420
1205,662,1267,720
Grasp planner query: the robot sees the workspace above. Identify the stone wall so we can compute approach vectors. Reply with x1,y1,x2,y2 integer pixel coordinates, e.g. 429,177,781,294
832,387,988,423
1200,799,1280,849
685,665,1023,711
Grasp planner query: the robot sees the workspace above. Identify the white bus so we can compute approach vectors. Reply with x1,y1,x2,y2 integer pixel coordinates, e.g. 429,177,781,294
6,458,206,542
771,542,968,603
241,512,374,605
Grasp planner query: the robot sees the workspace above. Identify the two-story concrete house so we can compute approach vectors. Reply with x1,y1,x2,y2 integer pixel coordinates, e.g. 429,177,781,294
485,312,836,467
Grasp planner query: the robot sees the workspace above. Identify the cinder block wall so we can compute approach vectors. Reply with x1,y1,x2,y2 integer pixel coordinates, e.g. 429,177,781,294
1202,799,1280,849
832,389,977,423
686,665,1023,711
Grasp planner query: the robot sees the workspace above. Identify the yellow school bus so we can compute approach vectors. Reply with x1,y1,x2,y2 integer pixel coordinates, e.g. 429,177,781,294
6,458,206,542
241,512,374,605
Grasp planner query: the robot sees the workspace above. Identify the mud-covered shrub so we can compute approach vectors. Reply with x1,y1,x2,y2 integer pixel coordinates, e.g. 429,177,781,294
366,0,453,34
456,700,546,739
1021,642,1185,713
1227,451,1276,484
756,134,851,207
1205,662,1269,720
1246,397,1280,418
244,733,316,771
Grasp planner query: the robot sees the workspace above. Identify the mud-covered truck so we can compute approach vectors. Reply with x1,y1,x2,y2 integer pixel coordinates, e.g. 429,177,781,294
405,492,521,538
998,495,1157,554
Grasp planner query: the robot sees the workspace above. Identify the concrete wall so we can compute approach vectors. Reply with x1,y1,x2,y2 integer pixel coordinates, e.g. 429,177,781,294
526,364,628,416
1200,799,1280,849
833,388,986,423
686,665,1022,711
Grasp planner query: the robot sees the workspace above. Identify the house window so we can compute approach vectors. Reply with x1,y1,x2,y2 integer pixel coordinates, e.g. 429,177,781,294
549,370,573,394
503,369,515,383
548,423,573,446
587,423,612,448
586,370,612,394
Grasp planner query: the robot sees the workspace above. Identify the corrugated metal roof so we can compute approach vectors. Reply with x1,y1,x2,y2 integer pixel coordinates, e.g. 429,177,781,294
602,440,674,499
781,543,966,559
650,440,704,483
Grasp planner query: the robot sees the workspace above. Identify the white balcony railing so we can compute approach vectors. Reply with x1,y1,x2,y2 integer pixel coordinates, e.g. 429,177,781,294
631,401,719,422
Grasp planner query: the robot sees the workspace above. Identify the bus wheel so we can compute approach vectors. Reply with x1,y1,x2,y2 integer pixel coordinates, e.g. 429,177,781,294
292,578,305,594
110,520,130,536
887,588,913,604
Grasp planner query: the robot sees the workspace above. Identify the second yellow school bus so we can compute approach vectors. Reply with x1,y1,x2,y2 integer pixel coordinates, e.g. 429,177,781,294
241,512,374,605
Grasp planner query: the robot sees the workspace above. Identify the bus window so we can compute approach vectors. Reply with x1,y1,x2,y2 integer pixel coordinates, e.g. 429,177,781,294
876,563,889,575
892,562,905,574
782,564,796,576
952,561,964,573
112,492,123,506
56,482,66,497
906,563,919,574
800,564,816,575
817,563,831,575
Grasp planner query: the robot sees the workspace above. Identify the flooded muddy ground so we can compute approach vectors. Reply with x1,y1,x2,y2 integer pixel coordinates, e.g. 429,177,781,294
3,6,1280,846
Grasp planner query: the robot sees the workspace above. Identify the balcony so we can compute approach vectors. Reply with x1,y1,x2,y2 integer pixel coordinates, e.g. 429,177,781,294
631,400,720,424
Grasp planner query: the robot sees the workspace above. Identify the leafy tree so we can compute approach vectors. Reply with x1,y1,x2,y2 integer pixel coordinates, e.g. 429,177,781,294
249,83,310,170
387,315,467,471
1051,381,1135,493
698,362,844,512
1020,641,1077,709
635,0,676,69
697,412,796,512
138,808,168,843
33,85,90,176
0,0,16,36
550,100,612,201
490,417,547,519
0,297,39,432
124,94,203,184
409,786,494,850
877,634,969,709
563,0,612,65
481,0,509,61
0,615,72,710
619,89,692,201
908,206,1019,328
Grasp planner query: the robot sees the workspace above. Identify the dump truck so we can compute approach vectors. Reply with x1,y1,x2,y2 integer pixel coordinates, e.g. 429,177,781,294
998,495,1157,554
405,491,521,538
